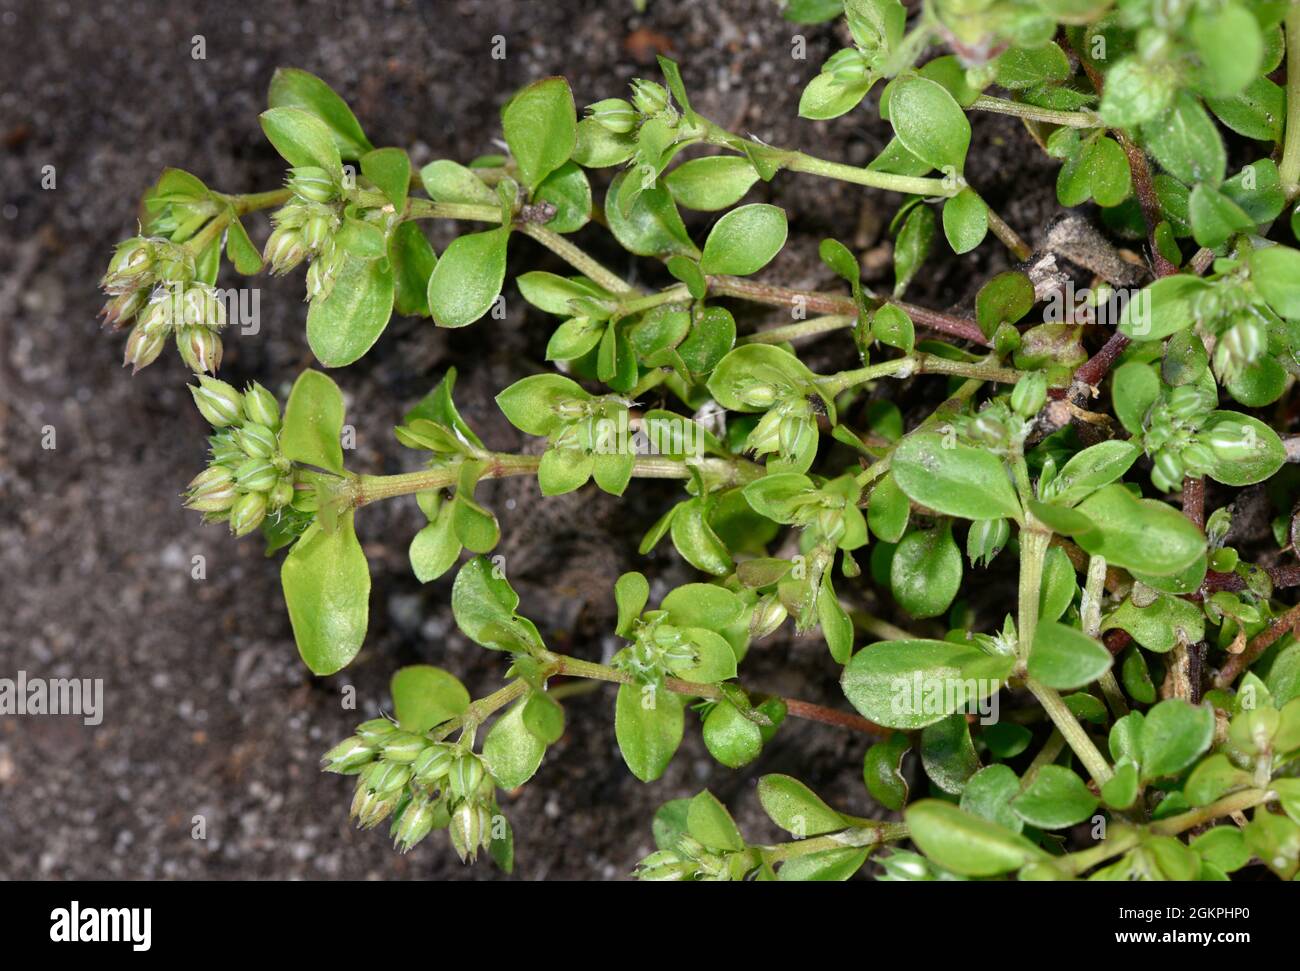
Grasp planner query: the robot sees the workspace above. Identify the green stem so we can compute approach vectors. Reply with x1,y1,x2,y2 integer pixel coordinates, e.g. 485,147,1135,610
761,822,911,863
1016,526,1048,658
433,678,531,741
1026,677,1113,785
350,451,761,507
519,223,638,296
695,116,960,197
404,199,502,223
546,653,885,735
820,353,1024,397
1280,6,1300,199
226,188,293,215
739,314,856,345
971,95,1098,129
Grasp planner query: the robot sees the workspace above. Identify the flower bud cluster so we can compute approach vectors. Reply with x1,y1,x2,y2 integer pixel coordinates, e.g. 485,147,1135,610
1190,282,1268,382
184,377,293,536
744,391,817,467
1141,384,1222,491
322,718,501,860
951,401,1029,456
613,612,699,685
634,836,754,881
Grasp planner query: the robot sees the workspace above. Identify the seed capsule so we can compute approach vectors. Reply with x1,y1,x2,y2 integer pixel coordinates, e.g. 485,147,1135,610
228,491,268,537
122,323,167,373
412,744,456,785
263,225,307,275
234,457,280,494
1166,384,1216,422
190,376,244,427
393,795,438,852
236,422,278,460
381,732,429,763
302,212,335,251
1153,448,1185,488
185,465,237,513
177,326,223,374
356,718,399,744
1179,441,1217,477
449,754,486,801
321,737,377,774
1010,371,1047,418
268,478,296,511
749,596,788,639
243,382,281,430
449,802,484,862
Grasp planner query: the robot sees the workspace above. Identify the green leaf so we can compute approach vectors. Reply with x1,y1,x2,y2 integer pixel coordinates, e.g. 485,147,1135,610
1102,593,1205,653
840,639,1012,730
534,161,592,232
757,774,847,836
496,374,590,439
921,713,980,795
1142,92,1226,187
864,733,911,811
1118,273,1208,341
1073,485,1205,576
888,76,971,173
280,369,345,473
1011,765,1099,829
259,107,343,178
1207,77,1286,142
483,699,547,789
1044,440,1141,507
306,253,395,367
703,700,764,768
614,572,649,638
975,271,1035,338
268,68,372,160
1250,245,1300,318
1191,825,1251,873
867,472,910,543
409,501,461,582
360,147,410,210
1189,183,1254,249
905,800,1045,876
686,790,745,851
522,692,565,745
1192,4,1262,99
605,171,697,259
501,77,576,193
942,189,988,254
778,847,870,881
873,303,914,353
664,156,759,211
390,665,470,733
670,498,734,576
892,203,935,297
1184,753,1253,807
419,159,498,205
799,70,875,120
1027,620,1112,690
661,583,744,630
427,227,509,328
450,556,543,653
994,43,1070,90
1101,761,1140,810
1140,699,1214,780
890,523,963,620
960,764,1023,832
698,203,788,276
1112,361,1161,433
615,683,684,782
281,514,370,675
388,222,437,317
891,432,1021,520
225,217,263,274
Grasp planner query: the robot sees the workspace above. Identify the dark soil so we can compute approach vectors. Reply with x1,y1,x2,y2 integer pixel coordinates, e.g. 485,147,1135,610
0,0,1062,879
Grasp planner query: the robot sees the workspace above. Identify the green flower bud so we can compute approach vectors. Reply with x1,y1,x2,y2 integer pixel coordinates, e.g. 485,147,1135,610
634,848,691,881
236,422,278,460
778,414,811,460
243,382,281,430
449,753,486,801
305,258,334,301
1010,371,1047,418
381,731,429,763
263,225,308,275
393,794,438,852
967,517,1011,567
413,744,456,785
122,322,168,373
190,376,244,427
208,431,243,467
184,465,237,514
746,408,783,456
1205,420,1254,460
1152,448,1185,489
585,97,637,134
152,244,196,284
268,478,296,511
288,166,338,204
1179,441,1217,477
738,382,779,409
968,413,1008,447
302,212,335,251
1166,384,1216,422
749,595,788,639
630,78,670,116
356,718,399,744
101,237,157,294
234,457,280,493
824,47,871,83
321,736,378,774
177,325,223,375
228,491,268,537
139,291,178,336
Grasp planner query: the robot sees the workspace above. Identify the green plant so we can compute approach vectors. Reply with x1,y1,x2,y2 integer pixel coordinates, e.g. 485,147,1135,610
101,0,1300,879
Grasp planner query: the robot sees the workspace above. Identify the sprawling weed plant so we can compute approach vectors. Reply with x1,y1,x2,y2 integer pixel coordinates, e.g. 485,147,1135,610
101,0,1300,879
